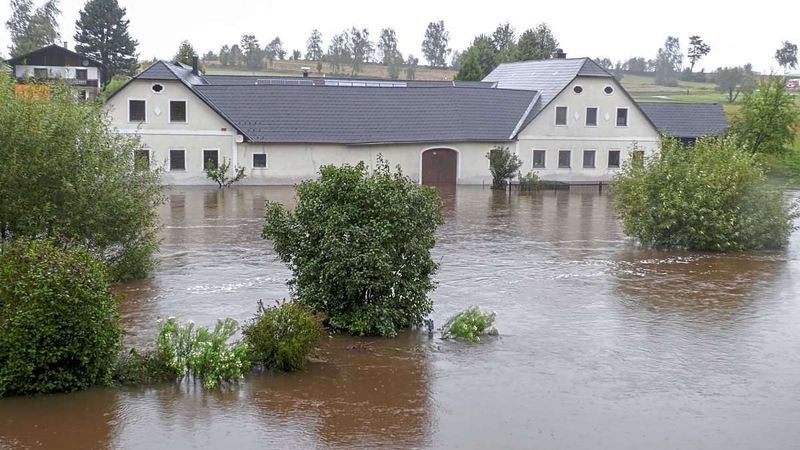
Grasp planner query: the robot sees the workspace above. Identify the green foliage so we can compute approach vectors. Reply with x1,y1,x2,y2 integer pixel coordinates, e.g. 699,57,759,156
517,171,541,191
157,318,251,390
655,36,682,87
516,23,558,61
6,0,60,57
243,300,322,371
405,54,418,80
263,157,444,337
714,65,755,103
687,35,711,72
0,73,163,281
305,29,323,61
173,40,205,73
99,74,130,102
0,239,122,397
421,20,451,67
74,0,139,78
113,348,180,386
775,41,798,71
205,157,246,188
612,137,797,251
455,35,498,81
732,76,800,154
441,306,498,343
486,146,523,189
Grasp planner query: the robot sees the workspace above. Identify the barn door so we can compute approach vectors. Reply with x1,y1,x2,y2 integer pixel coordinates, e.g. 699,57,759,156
421,148,458,185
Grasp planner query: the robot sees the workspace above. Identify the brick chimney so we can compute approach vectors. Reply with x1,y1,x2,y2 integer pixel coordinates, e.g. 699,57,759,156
553,48,567,59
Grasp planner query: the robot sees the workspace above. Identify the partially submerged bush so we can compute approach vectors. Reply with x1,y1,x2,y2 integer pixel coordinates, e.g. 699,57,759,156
487,146,523,189
518,171,541,191
243,300,322,371
205,157,247,188
157,318,251,389
612,137,797,251
113,348,180,386
441,306,498,343
263,157,443,337
0,73,163,281
0,239,122,396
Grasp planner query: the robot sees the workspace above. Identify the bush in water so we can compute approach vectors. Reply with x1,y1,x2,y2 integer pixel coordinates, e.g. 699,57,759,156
441,306,498,343
263,157,443,337
243,300,323,371
486,146,523,189
157,318,251,389
612,137,797,251
113,348,181,386
0,239,122,396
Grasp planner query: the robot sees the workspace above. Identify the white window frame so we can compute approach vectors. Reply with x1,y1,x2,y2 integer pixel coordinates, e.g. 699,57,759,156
151,83,165,94
532,149,546,169
616,108,629,127
168,148,186,172
582,149,597,169
201,148,220,170
558,150,571,169
127,98,147,123
603,85,615,95
252,152,269,169
608,149,622,169
554,105,569,127
585,106,599,127
168,99,189,123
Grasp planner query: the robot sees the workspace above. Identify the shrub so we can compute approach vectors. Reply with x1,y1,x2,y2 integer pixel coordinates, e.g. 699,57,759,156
441,306,498,343
518,171,541,191
113,348,180,386
0,73,163,281
0,239,122,397
157,318,251,389
487,146,523,189
263,157,443,337
243,300,322,371
612,137,797,251
205,157,247,188
732,76,800,155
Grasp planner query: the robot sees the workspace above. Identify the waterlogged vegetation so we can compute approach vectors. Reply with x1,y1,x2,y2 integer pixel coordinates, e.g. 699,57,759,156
243,301,323,372
205,157,247,188
441,306,498,343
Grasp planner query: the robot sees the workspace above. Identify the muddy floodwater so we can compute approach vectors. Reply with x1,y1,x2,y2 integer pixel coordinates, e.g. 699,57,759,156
2,186,800,450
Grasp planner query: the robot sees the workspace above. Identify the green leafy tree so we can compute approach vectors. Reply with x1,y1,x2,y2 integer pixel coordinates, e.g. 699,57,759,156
74,0,138,78
290,49,301,60
490,22,518,63
454,35,498,81
733,76,800,154
262,157,444,337
612,137,797,251
655,36,682,86
450,50,462,71
265,36,285,65
775,41,798,72
377,27,399,65
326,31,351,73
305,29,323,61
229,44,243,67
516,23,558,61
0,73,163,281
219,44,230,66
349,27,373,75
405,54,418,80
625,57,650,73
486,146,522,188
0,238,122,396
6,0,61,57
241,34,263,70
421,20,451,67
687,35,710,72
714,65,755,103
243,300,322,371
174,40,196,65
204,157,246,188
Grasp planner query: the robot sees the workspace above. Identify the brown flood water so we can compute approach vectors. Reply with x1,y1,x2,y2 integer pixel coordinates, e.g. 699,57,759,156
2,186,800,450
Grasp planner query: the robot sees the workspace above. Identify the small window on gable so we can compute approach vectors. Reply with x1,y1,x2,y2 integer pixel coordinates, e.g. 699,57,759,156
555,106,568,126
532,150,546,168
585,107,598,127
203,149,219,170
616,108,629,127
573,85,583,94
253,153,268,169
129,100,146,122
169,149,185,171
608,150,621,168
558,150,571,168
604,86,614,95
170,100,187,123
151,83,164,94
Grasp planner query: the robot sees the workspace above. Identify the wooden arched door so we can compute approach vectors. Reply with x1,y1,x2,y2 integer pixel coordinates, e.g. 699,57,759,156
421,148,458,185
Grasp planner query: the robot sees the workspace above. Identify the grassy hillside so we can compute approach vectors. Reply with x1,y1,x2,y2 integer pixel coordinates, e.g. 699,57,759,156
204,59,457,81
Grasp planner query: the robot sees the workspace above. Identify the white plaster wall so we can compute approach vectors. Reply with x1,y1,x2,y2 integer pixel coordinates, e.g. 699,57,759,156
15,64,100,81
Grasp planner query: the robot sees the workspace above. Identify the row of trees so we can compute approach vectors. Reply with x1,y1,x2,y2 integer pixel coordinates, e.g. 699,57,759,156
6,0,140,79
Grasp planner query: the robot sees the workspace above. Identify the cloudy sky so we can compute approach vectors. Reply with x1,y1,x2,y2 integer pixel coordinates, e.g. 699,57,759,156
0,0,796,73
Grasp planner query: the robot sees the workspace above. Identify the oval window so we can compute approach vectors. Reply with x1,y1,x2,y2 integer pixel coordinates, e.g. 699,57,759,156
573,85,583,94
604,85,614,95
151,83,164,94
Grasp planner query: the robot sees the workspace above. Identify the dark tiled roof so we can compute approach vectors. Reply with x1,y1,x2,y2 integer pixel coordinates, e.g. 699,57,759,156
203,74,496,88
637,102,729,138
193,84,538,144
135,61,181,80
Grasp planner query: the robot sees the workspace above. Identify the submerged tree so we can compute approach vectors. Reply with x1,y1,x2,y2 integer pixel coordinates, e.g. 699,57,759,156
262,157,444,337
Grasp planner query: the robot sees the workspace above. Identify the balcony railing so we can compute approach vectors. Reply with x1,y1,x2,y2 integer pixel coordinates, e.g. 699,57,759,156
17,76,99,87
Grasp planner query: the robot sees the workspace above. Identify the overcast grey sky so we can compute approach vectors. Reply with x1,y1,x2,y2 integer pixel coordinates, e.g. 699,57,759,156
1,0,796,73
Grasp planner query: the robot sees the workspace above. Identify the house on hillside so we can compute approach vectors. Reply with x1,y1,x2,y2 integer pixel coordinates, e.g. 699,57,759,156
104,54,727,186
5,44,105,99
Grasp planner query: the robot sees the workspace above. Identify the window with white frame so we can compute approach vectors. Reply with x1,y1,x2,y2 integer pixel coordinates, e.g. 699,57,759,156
558,150,571,168
169,149,186,171
585,107,598,127
253,153,268,168
583,150,596,168
169,100,187,123
608,150,621,168
555,106,568,126
128,99,146,122
532,150,546,168
203,149,219,170
616,108,629,127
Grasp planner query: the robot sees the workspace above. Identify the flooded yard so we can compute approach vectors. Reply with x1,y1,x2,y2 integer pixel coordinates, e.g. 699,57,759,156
1,186,799,450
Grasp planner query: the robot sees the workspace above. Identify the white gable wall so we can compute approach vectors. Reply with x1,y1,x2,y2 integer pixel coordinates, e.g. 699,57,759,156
517,76,660,183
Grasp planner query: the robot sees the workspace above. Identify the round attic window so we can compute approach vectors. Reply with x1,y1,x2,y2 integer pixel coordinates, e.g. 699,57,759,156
151,83,164,94
573,85,583,94
604,85,614,95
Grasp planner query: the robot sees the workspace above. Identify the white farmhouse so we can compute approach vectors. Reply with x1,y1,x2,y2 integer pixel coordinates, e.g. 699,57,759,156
104,55,727,186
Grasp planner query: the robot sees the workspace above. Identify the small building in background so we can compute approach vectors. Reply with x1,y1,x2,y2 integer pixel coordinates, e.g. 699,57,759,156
4,44,105,100
786,79,800,90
